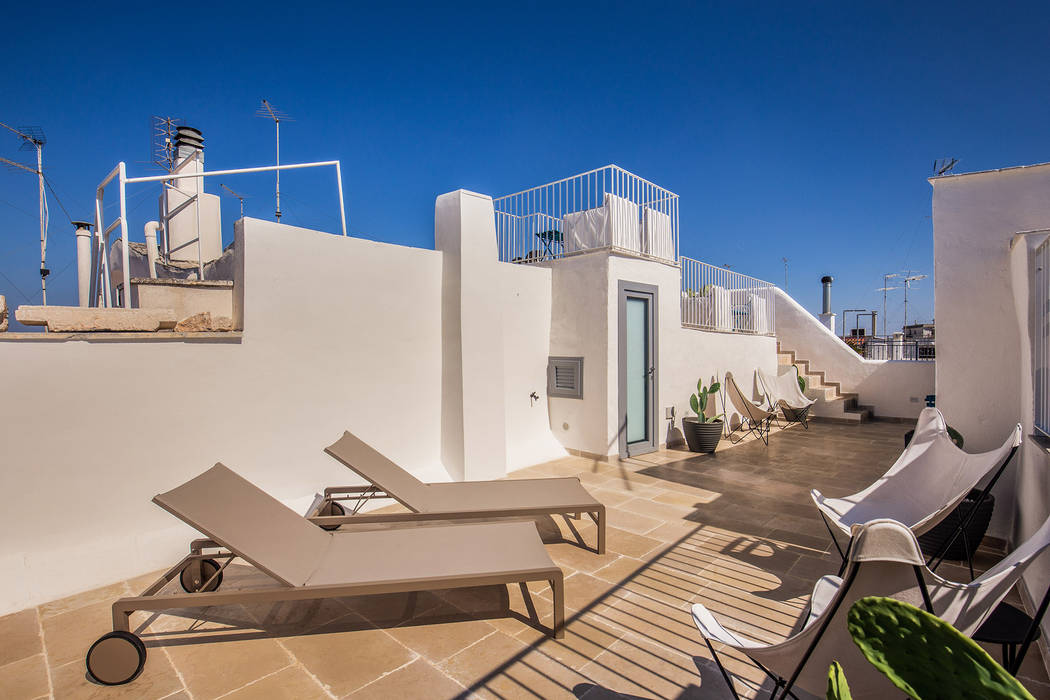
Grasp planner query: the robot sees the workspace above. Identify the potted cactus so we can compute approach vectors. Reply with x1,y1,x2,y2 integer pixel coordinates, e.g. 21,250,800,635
827,596,1034,699
683,378,724,453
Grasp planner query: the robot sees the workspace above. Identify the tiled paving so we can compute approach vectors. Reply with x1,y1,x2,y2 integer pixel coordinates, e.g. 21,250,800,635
4,420,1049,699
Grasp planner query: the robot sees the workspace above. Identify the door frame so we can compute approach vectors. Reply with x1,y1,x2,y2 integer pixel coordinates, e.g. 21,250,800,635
617,280,659,458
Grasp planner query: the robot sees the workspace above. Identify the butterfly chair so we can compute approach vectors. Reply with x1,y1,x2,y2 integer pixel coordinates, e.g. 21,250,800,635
691,515,1050,700
811,407,1020,577
725,371,776,445
757,366,816,429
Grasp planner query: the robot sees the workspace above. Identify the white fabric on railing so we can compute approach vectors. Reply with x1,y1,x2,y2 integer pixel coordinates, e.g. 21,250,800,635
749,293,770,334
562,206,607,253
643,206,674,261
605,192,641,253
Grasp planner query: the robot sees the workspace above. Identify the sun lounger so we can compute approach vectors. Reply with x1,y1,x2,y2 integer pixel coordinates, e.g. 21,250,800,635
85,464,564,686
812,407,1020,575
307,431,607,553
692,516,1050,700
724,371,776,445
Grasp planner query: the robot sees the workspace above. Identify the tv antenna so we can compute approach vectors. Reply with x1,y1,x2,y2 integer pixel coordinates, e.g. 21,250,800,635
782,257,788,289
151,116,183,171
256,100,293,222
220,183,249,218
876,272,900,337
902,272,927,328
933,158,959,176
0,120,50,304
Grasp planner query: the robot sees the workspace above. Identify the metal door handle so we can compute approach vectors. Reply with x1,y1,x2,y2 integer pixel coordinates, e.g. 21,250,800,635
647,367,655,378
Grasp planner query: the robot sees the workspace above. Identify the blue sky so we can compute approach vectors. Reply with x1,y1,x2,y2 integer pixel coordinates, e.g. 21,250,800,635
2,1,1049,331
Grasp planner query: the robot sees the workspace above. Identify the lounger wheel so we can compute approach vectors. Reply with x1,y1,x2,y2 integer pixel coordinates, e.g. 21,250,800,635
317,501,346,531
86,631,146,685
180,558,223,593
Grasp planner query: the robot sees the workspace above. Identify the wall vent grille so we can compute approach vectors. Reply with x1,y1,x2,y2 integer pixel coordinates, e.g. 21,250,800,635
548,356,584,399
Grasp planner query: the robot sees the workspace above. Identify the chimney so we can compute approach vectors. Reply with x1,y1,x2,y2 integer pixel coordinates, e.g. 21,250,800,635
72,221,93,306
819,275,836,334
161,125,223,267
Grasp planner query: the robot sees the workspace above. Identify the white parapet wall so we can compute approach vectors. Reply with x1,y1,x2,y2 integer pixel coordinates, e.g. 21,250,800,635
0,212,566,614
774,287,934,419
931,163,1050,619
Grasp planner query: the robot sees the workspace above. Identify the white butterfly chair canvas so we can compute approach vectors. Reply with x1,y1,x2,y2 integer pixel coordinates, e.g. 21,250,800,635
811,407,1021,573
757,366,816,430
725,371,776,446
692,516,1050,700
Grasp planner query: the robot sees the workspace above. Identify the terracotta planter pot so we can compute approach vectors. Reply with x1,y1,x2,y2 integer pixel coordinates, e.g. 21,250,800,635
683,417,723,453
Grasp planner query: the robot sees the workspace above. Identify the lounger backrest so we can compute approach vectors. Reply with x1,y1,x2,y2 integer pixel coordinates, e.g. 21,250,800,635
931,512,1050,635
744,519,932,698
847,408,1021,532
324,432,433,512
725,371,772,422
755,367,779,407
153,464,331,587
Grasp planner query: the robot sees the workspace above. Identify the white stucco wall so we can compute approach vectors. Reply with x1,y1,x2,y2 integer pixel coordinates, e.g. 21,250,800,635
775,288,933,419
0,212,568,614
932,164,1050,642
546,250,779,457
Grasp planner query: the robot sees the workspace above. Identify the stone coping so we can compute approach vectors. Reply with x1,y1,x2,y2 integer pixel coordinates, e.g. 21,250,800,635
0,331,242,342
129,277,234,288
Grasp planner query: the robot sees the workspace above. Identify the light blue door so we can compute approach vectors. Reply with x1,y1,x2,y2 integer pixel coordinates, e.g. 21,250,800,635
626,297,650,445
619,282,657,457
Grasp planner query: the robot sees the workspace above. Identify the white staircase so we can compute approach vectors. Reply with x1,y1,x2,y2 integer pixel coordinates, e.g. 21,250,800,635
777,343,873,422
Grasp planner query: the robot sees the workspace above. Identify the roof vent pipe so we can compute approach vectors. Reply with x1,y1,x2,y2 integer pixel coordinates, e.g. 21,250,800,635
821,276,833,315
143,221,161,279
72,221,93,307
819,275,836,334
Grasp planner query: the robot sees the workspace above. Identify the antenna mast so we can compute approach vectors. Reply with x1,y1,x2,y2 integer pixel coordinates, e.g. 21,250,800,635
782,257,788,290
902,272,927,328
220,183,248,218
876,272,900,337
256,100,292,222
0,120,49,304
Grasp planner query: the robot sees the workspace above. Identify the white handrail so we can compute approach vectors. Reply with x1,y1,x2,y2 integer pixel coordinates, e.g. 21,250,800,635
91,160,348,307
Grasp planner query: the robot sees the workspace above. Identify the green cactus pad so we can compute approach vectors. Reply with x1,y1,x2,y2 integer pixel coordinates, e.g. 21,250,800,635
827,660,852,700
847,596,1034,700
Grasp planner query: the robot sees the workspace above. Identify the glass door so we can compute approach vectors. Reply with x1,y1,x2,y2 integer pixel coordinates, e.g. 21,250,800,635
618,282,658,457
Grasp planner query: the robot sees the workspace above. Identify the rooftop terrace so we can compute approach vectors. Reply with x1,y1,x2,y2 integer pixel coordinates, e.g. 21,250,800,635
4,420,1047,699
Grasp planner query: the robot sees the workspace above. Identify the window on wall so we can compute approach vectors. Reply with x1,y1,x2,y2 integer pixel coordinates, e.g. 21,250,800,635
1035,237,1050,436
548,357,584,399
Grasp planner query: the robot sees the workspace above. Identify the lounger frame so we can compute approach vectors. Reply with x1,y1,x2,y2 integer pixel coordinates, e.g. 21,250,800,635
109,538,565,638
307,484,607,555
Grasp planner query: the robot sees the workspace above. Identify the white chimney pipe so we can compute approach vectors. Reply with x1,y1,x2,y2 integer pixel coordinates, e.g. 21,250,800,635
72,221,93,306
143,221,161,279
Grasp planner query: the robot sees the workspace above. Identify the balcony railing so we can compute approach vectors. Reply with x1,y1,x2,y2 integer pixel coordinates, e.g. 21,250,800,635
493,165,679,265
680,257,775,335
844,336,935,361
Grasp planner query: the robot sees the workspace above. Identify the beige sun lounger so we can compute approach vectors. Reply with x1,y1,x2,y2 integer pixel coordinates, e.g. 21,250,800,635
307,431,607,554
85,464,564,686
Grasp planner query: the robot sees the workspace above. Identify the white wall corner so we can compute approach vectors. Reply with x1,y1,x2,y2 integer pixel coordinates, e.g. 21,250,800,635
435,190,508,480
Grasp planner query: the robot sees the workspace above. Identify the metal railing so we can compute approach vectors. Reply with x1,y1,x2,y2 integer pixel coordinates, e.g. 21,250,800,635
493,165,679,265
1036,237,1050,435
843,336,935,361
680,257,775,335
92,160,347,308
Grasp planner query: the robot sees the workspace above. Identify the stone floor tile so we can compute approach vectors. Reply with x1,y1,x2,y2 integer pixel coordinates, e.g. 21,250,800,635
38,581,128,620
440,631,527,687
281,624,415,697
579,631,706,699
350,658,465,700
0,653,50,700
49,649,182,700
220,665,331,699
162,636,293,700
0,608,43,667
40,598,116,668
387,619,497,664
